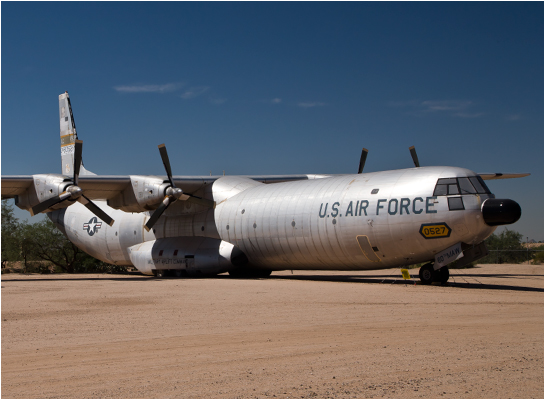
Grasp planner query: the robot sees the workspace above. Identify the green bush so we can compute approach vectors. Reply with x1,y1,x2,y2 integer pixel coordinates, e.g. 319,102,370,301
532,245,544,264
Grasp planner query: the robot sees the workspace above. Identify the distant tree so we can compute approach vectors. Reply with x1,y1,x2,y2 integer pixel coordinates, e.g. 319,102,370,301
20,218,124,273
480,229,527,264
2,201,123,273
20,219,92,273
1,200,23,268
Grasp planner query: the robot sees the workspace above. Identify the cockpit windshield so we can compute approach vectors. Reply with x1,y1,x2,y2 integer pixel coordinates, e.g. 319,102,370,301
433,176,491,196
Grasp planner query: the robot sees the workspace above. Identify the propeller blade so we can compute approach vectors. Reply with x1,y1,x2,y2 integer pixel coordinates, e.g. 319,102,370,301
409,146,420,168
186,195,216,209
144,197,171,231
73,139,83,185
78,195,115,226
31,192,72,216
358,148,368,174
158,144,174,187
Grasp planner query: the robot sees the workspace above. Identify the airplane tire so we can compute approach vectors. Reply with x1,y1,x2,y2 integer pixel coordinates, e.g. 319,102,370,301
438,267,450,285
419,263,435,285
156,270,165,278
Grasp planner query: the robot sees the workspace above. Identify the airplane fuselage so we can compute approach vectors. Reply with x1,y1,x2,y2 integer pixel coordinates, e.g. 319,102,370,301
49,166,496,275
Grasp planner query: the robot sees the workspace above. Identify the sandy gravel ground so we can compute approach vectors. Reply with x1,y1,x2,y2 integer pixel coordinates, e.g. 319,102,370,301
2,264,543,399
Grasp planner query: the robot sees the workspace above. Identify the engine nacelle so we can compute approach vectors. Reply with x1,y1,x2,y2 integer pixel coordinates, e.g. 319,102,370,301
128,237,248,276
108,175,171,212
15,174,74,214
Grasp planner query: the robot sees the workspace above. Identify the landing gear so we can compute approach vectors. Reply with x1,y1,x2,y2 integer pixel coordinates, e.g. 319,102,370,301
155,270,165,278
418,263,450,285
153,269,187,278
437,266,450,285
419,263,435,285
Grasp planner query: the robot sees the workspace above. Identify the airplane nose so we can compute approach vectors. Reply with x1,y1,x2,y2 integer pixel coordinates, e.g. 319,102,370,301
482,198,521,226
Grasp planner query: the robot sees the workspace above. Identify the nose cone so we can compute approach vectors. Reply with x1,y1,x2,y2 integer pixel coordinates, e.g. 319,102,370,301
482,199,521,226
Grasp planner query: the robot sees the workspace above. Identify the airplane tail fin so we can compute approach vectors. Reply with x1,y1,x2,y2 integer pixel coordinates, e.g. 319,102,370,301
59,92,95,176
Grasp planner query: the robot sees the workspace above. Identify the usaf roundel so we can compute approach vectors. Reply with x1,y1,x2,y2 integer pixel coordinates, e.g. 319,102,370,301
83,217,102,236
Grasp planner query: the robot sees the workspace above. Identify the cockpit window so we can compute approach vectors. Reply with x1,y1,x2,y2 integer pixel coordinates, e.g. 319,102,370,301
458,177,476,194
433,176,491,196
447,184,459,195
433,184,448,196
469,176,491,194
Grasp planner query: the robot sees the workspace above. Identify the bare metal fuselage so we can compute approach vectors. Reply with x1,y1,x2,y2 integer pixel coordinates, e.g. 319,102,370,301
50,166,495,275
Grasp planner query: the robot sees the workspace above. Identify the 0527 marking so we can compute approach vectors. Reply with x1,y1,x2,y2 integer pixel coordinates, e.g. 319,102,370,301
419,223,452,239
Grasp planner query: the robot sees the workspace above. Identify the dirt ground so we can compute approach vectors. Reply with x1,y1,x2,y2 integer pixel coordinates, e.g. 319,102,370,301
2,264,543,399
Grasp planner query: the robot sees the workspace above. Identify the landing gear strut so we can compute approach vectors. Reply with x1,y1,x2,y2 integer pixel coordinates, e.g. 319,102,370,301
437,266,450,285
418,263,449,285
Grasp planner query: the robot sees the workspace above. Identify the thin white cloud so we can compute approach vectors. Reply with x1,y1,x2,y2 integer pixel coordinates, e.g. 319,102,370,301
297,101,326,108
180,86,209,99
391,99,481,118
453,112,485,118
209,97,226,105
421,100,472,112
271,98,282,104
113,82,184,93
506,114,522,121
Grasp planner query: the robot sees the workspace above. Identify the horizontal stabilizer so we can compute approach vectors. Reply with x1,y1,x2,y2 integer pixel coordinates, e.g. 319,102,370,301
478,173,530,180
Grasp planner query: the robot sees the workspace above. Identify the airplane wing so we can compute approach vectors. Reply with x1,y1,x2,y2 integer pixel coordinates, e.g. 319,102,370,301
1,174,327,200
478,173,531,180
2,172,528,199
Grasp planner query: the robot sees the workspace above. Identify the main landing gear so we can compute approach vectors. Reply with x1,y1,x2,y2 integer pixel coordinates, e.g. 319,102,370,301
419,263,449,285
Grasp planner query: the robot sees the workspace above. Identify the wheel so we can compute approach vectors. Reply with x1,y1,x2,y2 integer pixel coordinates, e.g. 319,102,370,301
419,263,435,285
174,269,183,278
438,267,449,285
155,270,165,278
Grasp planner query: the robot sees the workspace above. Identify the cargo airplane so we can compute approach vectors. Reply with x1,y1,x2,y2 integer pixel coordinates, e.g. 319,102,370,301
1,93,529,284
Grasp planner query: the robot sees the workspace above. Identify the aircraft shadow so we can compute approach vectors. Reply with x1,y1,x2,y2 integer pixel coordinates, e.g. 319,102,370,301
271,274,544,293
2,273,542,293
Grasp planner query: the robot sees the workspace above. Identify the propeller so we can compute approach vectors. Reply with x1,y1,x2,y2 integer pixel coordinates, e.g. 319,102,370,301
31,140,115,226
409,146,420,168
357,148,368,174
144,143,215,232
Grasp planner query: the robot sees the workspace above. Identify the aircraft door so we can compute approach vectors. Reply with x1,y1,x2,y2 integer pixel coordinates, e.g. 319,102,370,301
356,235,381,263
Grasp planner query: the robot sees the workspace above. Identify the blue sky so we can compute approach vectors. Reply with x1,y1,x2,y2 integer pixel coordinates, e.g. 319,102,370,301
2,2,543,240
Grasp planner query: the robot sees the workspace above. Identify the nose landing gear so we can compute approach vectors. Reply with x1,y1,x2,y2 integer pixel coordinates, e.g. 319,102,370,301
419,263,449,285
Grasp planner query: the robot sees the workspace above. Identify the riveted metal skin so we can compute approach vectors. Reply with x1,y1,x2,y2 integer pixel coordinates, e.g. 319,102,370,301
213,167,497,271
43,165,505,275
15,174,73,215
128,237,238,276
108,175,171,212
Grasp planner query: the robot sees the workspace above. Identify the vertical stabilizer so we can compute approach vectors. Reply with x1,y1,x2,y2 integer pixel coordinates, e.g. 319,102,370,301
59,92,94,176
